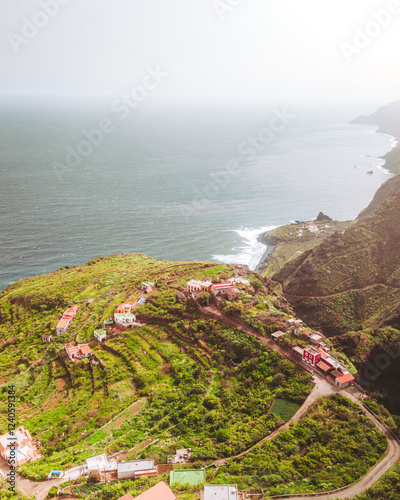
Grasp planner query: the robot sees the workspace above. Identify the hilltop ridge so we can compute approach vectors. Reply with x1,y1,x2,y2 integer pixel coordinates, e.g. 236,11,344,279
262,101,400,336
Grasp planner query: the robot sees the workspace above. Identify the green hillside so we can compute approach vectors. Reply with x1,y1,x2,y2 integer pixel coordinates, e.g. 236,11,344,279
0,254,312,481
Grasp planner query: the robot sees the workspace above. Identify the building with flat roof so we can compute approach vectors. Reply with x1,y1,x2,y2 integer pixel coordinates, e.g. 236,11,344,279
170,468,206,487
271,331,286,341
94,329,107,342
65,343,92,361
117,459,156,480
204,484,238,500
114,312,136,325
302,346,321,367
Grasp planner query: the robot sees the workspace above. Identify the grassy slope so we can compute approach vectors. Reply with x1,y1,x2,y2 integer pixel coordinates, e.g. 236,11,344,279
261,220,352,279
0,254,313,481
266,188,400,336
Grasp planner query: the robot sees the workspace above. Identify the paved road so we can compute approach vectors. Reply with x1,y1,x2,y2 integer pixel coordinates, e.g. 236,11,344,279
213,376,338,466
199,303,400,499
3,303,400,499
0,457,84,500
278,392,400,500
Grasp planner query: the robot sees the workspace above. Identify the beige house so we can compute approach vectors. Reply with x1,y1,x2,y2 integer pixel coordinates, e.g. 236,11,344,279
0,426,37,467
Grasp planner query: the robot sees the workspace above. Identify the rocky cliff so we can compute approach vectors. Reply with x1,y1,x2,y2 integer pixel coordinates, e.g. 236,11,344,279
272,102,400,336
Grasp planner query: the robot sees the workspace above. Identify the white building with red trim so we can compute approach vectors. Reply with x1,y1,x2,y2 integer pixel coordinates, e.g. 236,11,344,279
56,305,80,336
302,346,322,367
65,343,93,361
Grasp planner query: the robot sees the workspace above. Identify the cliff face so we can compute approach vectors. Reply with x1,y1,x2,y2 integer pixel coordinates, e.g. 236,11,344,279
351,99,400,175
273,102,400,335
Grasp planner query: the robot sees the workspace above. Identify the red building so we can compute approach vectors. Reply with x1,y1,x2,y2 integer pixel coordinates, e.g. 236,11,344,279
302,347,322,367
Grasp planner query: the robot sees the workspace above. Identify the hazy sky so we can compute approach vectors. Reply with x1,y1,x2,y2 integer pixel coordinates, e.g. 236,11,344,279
1,0,400,110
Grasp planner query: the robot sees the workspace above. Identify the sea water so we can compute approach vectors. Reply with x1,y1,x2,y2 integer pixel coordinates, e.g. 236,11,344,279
0,99,396,290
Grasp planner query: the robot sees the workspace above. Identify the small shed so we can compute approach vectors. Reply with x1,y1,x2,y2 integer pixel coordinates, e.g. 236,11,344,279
335,373,355,389
42,334,52,343
271,331,286,342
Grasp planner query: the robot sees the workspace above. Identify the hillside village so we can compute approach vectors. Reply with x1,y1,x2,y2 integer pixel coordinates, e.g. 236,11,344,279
0,260,363,500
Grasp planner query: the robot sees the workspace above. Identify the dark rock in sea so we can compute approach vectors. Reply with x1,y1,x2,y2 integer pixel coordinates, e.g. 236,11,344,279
315,212,332,222
367,170,374,175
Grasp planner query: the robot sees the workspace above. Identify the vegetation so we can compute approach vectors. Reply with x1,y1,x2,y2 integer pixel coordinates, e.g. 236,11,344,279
0,252,395,498
0,254,312,481
261,220,351,278
354,459,400,499
0,478,31,499
213,394,387,495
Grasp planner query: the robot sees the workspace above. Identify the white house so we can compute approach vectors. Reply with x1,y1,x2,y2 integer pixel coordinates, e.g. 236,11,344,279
114,312,136,325
64,343,92,361
185,280,213,293
94,329,107,342
204,485,238,500
141,282,154,293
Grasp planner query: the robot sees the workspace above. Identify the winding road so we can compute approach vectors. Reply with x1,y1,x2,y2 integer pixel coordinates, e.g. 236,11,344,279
199,303,400,499
3,303,400,499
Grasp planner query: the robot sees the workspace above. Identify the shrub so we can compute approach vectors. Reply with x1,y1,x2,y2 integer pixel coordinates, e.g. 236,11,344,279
87,470,101,484
47,486,58,498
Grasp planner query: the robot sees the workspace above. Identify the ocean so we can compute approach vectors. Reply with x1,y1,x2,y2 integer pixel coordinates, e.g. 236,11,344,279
0,99,396,291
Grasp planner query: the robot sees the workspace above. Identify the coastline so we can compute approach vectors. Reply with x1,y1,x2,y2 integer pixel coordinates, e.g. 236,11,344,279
254,233,276,273
256,125,400,273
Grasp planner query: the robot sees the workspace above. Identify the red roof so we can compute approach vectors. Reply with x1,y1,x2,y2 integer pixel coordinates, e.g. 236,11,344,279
57,305,79,330
336,373,355,384
80,345,92,355
57,317,71,330
118,494,134,500
316,361,331,372
133,482,176,500
65,343,79,354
